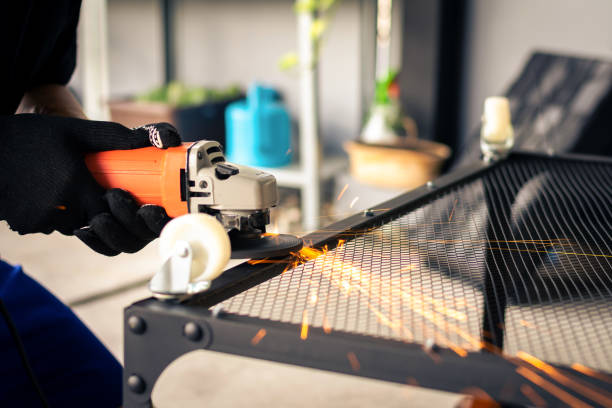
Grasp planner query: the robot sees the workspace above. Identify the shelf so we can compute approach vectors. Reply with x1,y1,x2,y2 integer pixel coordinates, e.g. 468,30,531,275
258,156,348,189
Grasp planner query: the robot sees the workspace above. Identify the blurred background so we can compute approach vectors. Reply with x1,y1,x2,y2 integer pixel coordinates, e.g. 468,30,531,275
3,0,612,406
69,0,612,235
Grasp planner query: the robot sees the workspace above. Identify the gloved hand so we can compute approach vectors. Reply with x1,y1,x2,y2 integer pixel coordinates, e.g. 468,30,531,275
0,114,182,255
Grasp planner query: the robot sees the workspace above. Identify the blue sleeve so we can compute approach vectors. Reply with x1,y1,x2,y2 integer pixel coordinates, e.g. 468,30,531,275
0,259,122,407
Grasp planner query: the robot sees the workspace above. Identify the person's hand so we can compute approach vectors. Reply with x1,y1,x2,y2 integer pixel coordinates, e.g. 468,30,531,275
0,114,182,255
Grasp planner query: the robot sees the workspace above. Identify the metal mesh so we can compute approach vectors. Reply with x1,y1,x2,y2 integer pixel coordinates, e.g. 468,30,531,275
223,156,612,372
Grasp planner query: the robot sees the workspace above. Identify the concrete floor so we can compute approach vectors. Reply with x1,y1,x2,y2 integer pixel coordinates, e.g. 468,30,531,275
0,221,467,407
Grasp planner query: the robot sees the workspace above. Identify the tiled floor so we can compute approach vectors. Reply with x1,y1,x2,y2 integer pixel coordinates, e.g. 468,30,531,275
0,221,465,407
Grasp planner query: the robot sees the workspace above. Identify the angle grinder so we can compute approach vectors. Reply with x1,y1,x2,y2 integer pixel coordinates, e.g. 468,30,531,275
85,140,302,298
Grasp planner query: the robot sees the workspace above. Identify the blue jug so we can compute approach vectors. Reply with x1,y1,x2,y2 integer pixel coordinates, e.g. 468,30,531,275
225,83,292,167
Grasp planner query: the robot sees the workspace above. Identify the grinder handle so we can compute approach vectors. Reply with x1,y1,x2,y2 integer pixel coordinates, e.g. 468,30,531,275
84,144,190,218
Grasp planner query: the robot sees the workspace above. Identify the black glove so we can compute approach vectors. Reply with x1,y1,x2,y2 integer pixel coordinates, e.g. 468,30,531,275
0,114,181,255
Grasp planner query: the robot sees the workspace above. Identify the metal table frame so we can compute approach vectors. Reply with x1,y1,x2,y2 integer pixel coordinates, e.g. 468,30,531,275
123,152,612,407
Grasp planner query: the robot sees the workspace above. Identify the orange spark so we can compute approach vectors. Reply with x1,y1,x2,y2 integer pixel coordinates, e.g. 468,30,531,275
337,239,346,247
448,198,458,222
247,259,287,265
290,243,480,354
337,184,349,201
516,367,591,408
519,320,537,329
261,232,280,237
300,310,309,340
322,315,332,334
447,343,468,357
55,205,67,210
459,387,500,407
298,246,327,260
571,363,612,384
347,352,360,372
520,384,547,407
517,351,612,406
251,329,267,345
486,246,611,259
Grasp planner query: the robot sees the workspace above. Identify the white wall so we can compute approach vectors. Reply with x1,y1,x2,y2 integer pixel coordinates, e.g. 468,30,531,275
461,0,612,140
108,0,165,97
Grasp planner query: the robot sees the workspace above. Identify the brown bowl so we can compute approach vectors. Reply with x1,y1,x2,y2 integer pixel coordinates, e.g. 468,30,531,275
344,138,451,189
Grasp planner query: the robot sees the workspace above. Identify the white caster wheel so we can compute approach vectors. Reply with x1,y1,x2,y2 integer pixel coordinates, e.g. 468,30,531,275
151,214,231,297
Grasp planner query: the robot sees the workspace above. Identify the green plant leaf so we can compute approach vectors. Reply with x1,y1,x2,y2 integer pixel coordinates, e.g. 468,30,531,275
310,18,328,40
294,0,316,13
278,52,299,71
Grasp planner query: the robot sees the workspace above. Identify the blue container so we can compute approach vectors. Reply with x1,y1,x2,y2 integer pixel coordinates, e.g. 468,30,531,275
225,84,292,167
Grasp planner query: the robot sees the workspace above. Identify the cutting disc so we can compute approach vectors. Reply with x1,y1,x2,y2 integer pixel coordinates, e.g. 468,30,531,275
230,233,303,259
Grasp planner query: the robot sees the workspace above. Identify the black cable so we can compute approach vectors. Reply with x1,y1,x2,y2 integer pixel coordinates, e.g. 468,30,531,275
0,298,50,408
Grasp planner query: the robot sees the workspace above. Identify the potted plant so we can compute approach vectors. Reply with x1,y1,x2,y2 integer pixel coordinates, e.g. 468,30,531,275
109,81,244,144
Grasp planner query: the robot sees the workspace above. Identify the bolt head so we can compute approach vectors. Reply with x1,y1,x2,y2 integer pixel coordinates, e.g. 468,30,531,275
197,151,203,160
363,209,374,217
199,180,208,189
423,338,439,353
127,375,146,394
426,181,435,189
211,304,224,318
183,322,202,341
127,315,146,335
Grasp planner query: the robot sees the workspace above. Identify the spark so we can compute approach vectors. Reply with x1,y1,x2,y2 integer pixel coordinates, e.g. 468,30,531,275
293,245,483,350
247,259,287,265
349,196,359,208
448,198,458,222
296,245,482,350
322,315,332,334
253,240,601,357
300,310,309,340
516,367,591,408
337,239,346,247
337,184,349,201
422,238,573,247
447,343,468,357
517,351,612,406
487,246,611,259
55,205,67,210
347,352,360,372
261,232,280,237
571,363,612,384
519,319,537,329
251,329,267,345
459,387,498,407
520,384,547,407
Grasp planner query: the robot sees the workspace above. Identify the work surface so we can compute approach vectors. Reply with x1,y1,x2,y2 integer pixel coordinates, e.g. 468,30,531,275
125,153,612,407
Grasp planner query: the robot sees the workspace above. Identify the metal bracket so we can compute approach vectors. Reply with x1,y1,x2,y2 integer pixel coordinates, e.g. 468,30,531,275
149,241,211,298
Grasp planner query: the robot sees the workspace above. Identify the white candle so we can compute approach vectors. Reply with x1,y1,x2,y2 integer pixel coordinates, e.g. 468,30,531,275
481,96,513,143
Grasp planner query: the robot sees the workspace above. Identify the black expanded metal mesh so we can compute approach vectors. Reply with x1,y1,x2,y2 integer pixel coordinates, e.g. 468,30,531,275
222,155,612,372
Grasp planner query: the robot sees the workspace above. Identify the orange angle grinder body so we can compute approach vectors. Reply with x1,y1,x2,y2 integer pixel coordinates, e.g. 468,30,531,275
84,141,303,259
85,144,189,218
